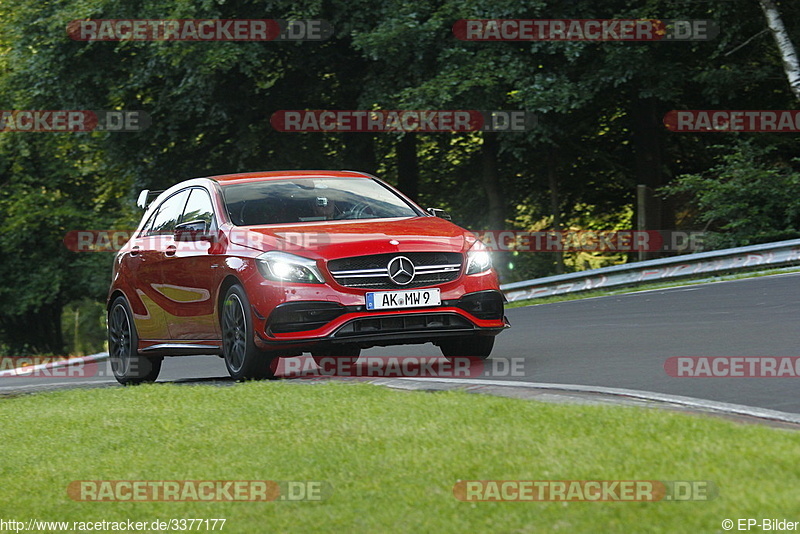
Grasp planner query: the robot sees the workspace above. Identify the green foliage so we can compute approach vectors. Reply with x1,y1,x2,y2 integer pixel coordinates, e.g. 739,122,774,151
1,0,799,351
61,298,107,356
661,142,800,249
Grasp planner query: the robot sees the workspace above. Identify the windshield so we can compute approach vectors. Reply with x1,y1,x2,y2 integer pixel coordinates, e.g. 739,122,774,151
222,177,422,226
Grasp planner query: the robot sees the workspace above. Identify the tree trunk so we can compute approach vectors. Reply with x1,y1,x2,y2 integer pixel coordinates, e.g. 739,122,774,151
547,151,565,274
632,97,673,259
759,0,800,101
397,133,419,201
481,132,504,230
481,132,507,279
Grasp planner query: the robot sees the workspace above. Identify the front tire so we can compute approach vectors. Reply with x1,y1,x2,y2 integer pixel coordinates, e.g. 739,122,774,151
108,296,162,385
221,285,276,380
439,335,494,361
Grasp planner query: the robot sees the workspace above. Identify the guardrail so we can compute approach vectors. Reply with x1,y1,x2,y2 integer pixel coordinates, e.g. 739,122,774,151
500,238,800,302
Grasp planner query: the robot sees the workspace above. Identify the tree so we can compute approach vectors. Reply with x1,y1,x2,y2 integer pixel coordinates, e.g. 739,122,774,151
661,142,800,249
1,0,800,350
759,0,800,101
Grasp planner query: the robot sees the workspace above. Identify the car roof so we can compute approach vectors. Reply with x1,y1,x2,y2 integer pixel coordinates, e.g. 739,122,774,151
206,170,375,185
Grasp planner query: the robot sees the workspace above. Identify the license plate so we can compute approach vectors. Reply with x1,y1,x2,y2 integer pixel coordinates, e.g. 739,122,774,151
365,288,441,310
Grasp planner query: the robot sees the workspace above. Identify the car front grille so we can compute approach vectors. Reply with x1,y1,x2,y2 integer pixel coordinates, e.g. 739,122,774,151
327,252,463,289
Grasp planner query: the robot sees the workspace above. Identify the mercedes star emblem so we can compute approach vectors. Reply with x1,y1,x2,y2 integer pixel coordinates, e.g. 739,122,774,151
387,256,415,285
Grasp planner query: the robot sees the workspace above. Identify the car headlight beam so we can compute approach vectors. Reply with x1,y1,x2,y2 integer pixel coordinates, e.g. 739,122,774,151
257,251,324,284
466,248,492,275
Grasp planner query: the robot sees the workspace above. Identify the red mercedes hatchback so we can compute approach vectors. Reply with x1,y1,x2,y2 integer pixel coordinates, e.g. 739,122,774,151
107,170,508,384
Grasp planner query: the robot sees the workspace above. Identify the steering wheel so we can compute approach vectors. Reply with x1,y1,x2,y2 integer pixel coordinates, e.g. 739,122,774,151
334,201,375,220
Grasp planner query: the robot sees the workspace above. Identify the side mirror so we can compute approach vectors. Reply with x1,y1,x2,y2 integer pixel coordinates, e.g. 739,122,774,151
136,190,150,209
174,220,212,242
426,207,451,220
137,189,163,210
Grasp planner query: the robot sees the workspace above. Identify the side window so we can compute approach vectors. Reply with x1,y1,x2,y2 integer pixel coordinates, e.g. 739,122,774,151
138,208,159,237
180,188,215,228
147,189,191,236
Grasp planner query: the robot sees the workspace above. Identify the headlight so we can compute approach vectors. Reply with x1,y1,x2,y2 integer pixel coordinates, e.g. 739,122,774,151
465,245,492,275
256,251,324,284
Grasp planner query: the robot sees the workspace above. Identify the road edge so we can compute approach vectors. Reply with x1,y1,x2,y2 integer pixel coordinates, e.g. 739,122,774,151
2,353,799,428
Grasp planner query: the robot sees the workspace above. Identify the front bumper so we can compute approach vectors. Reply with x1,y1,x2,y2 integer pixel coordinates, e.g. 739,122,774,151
256,290,508,350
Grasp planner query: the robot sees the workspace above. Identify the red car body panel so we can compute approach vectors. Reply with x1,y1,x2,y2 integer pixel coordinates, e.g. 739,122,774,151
108,170,507,357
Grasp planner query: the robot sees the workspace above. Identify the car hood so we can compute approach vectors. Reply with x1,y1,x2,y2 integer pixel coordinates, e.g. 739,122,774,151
228,217,478,259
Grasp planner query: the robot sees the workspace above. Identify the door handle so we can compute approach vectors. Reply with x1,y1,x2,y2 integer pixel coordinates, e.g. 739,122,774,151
130,246,140,257
165,245,177,257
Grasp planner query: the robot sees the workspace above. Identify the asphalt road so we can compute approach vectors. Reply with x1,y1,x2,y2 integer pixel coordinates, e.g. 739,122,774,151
2,272,799,413
495,271,800,413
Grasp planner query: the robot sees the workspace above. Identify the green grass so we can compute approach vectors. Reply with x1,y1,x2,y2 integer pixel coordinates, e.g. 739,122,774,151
505,265,800,308
1,382,798,533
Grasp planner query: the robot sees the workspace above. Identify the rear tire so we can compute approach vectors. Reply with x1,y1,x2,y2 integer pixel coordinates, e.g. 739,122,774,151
108,296,162,385
439,335,494,361
221,285,276,380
